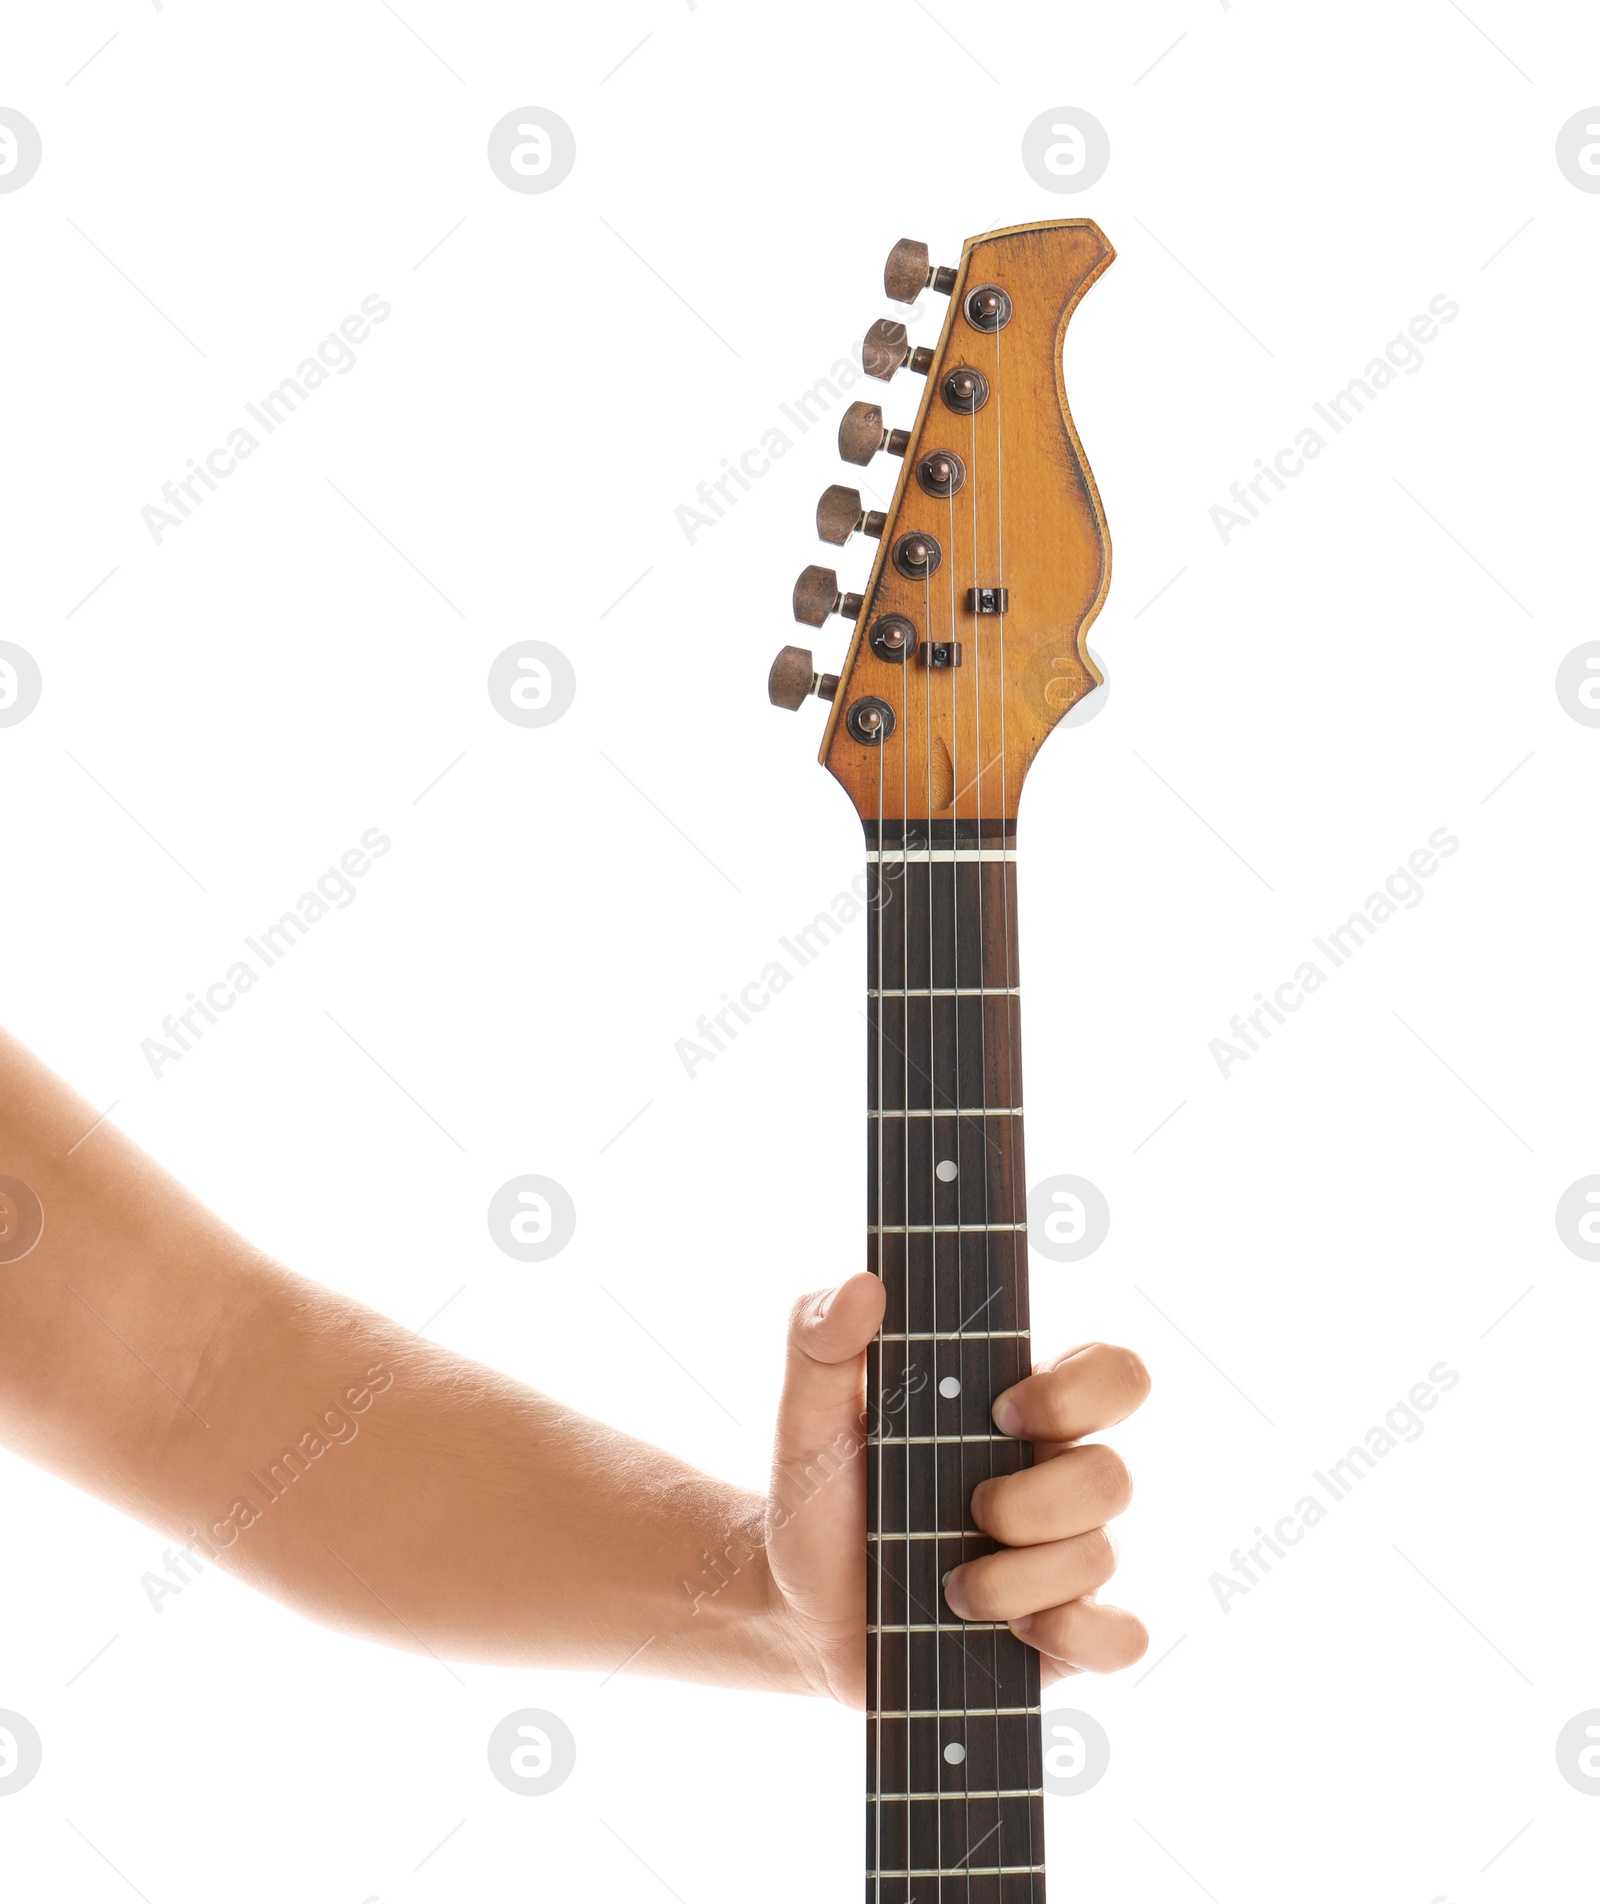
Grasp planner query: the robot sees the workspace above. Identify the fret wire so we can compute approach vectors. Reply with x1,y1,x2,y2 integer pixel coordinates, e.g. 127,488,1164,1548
869,1434,1012,1445
877,1330,1028,1340
867,1530,983,1542
868,1622,1009,1632
876,1782,1036,1797
865,848,1016,860
876,1867,1047,1879
869,1222,1025,1233
866,988,1020,999
876,1708,1038,1718
868,1106,1023,1117
876,1865,1051,1881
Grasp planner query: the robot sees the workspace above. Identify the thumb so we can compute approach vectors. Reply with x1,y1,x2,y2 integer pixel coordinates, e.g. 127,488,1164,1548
773,1272,885,1466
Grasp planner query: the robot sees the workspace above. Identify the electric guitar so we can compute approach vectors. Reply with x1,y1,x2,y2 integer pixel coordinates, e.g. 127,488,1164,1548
768,218,1116,1903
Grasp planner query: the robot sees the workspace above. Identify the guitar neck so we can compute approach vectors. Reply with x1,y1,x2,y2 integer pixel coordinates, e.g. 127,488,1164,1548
864,816,1045,1903
764,215,1115,1902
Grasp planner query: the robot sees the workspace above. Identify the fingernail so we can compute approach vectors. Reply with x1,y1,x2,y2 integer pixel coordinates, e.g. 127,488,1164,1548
1009,1615,1034,1637
993,1396,1022,1436
816,1285,837,1320
943,1571,971,1618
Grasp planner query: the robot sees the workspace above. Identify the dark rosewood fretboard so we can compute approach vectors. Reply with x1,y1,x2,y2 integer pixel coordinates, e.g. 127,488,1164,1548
865,816,1044,1904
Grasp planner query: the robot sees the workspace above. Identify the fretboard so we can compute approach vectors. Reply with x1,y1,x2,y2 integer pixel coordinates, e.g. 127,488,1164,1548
864,816,1044,1904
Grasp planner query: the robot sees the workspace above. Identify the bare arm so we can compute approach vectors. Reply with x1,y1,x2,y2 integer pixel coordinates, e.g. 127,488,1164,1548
0,1027,1148,1697
0,1027,798,1687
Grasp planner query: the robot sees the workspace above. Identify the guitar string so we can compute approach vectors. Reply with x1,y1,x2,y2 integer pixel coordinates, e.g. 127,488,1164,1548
969,369,1000,1904
902,537,918,1882
991,304,1039,1899
918,494,945,1882
873,708,886,1903
943,473,974,1902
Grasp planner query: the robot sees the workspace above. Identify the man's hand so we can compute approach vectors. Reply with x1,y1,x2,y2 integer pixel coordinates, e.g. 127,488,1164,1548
766,1271,1151,1703
0,1026,1146,1700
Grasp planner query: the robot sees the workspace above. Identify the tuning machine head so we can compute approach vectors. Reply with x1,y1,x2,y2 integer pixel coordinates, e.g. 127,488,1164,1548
838,402,911,468
792,564,865,628
862,318,936,384
768,644,839,712
816,484,887,546
883,238,958,305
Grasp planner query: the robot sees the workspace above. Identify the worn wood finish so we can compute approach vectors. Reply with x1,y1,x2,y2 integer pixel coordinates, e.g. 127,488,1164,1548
820,220,1114,824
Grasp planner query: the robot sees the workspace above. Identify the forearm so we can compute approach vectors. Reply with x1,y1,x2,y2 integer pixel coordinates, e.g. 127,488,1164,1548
0,1029,804,1690
173,1285,800,1687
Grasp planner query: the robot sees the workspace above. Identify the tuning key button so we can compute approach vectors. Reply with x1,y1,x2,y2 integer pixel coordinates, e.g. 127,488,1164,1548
941,366,990,414
768,645,814,710
838,402,912,467
816,485,887,546
862,319,906,381
846,697,896,746
768,645,839,711
964,284,1014,332
891,534,942,581
792,565,865,628
883,239,959,305
870,614,918,664
917,450,965,499
862,318,936,383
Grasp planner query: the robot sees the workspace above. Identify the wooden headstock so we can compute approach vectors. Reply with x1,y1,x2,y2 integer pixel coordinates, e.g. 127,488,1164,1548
768,218,1115,825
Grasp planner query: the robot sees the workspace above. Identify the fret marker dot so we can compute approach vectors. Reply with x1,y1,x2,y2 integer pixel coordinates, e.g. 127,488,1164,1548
936,1159,959,1182
944,1742,966,1765
939,1376,962,1398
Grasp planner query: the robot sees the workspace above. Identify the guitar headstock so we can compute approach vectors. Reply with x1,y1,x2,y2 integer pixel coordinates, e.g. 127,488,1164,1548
768,219,1116,824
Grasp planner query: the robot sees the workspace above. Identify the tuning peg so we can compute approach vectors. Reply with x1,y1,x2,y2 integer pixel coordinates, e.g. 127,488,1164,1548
816,484,887,546
838,402,912,468
768,644,839,711
862,318,936,383
793,565,865,628
883,238,958,305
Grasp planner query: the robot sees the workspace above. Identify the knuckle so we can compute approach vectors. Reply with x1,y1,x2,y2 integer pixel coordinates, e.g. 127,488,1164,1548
1108,1344,1152,1406
1081,1525,1118,1587
1044,1341,1105,1392
1083,1443,1132,1514
788,1290,820,1330
788,1287,832,1339
1039,1600,1089,1656
1036,1372,1082,1435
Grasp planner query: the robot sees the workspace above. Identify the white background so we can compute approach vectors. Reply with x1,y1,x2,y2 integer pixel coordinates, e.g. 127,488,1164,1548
2,2,1597,1899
